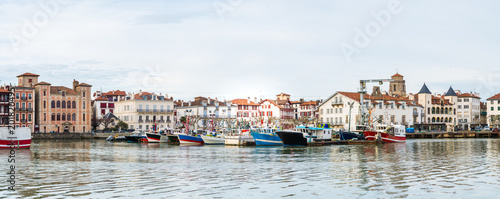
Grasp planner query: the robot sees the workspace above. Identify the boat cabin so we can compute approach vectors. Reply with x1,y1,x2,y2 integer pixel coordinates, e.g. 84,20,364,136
296,126,332,141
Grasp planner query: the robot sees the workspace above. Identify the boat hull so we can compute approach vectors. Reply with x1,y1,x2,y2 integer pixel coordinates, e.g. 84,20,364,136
224,135,254,145
251,132,282,146
178,134,204,145
167,135,179,144
339,131,365,140
363,131,406,143
0,127,31,149
276,131,307,146
125,135,142,142
146,133,161,143
200,135,225,145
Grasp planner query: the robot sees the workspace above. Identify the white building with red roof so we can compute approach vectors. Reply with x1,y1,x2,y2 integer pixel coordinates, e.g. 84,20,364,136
456,91,481,129
486,93,500,127
231,98,260,122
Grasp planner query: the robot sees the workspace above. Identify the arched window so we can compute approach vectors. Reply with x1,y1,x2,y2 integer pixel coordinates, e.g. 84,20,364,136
62,101,66,108
441,108,444,114
62,113,66,121
51,101,55,108
72,113,76,121
57,101,60,108
432,117,435,122
441,117,444,122
432,107,435,114
15,102,19,109
449,117,453,123
44,126,46,133
51,113,55,121
445,118,448,123
428,118,430,123
67,101,71,109
72,101,76,109
57,113,60,121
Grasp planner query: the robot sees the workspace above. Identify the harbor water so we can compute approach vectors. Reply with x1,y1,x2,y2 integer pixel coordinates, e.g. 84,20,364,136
1,138,499,198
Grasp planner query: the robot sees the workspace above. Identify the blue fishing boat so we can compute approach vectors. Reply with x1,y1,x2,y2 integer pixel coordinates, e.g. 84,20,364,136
251,128,282,146
177,134,204,145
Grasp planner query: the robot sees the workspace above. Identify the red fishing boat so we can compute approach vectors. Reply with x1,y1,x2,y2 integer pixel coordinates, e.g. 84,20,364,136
0,127,31,149
363,125,406,143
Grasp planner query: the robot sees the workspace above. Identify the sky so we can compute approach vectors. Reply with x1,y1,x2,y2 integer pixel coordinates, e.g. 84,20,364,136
1,0,499,101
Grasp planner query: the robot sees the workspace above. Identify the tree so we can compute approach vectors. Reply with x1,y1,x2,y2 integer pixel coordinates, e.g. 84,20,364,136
117,121,128,130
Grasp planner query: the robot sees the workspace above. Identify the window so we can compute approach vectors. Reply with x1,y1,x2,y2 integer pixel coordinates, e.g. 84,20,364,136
83,92,86,97
458,105,462,109
83,102,85,109
62,113,66,121
16,93,19,99
15,102,19,109
464,105,469,109
100,103,107,108
28,93,32,100
102,109,106,115
62,101,66,108
51,113,55,121
44,113,46,121
83,113,86,121
57,113,60,121
43,90,46,96
492,107,495,111
67,101,71,109
458,99,462,102
51,101,55,108
72,101,76,109
44,101,46,108
57,101,60,108
72,113,76,121
16,114,19,121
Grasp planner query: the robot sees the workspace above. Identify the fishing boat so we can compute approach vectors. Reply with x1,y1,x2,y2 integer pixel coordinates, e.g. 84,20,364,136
224,129,254,145
106,135,126,141
125,131,147,142
250,128,282,146
0,127,31,149
276,130,307,146
146,132,162,143
200,132,225,145
338,125,365,140
363,125,406,143
178,134,204,145
277,126,333,146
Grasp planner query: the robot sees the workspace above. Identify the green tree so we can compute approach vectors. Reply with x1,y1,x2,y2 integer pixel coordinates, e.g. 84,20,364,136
117,121,128,130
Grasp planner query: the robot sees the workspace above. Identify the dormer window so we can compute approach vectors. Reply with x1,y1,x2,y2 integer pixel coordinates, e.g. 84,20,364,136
62,91,66,97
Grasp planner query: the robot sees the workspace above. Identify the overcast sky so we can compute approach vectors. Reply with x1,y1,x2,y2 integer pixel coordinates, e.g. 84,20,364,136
1,0,499,101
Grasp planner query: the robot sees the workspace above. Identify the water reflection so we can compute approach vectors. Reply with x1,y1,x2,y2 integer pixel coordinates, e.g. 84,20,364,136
0,139,498,198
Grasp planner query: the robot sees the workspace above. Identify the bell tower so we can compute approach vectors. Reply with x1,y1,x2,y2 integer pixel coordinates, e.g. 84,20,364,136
389,73,406,97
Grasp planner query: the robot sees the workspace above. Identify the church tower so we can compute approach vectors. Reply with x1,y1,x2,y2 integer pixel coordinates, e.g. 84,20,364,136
389,73,406,97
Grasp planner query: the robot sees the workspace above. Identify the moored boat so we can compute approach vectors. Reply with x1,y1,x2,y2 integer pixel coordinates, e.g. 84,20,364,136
276,130,307,146
200,133,225,145
224,129,254,145
363,125,406,143
0,127,31,149
251,128,282,146
125,131,147,142
178,134,204,145
146,133,162,143
338,131,365,140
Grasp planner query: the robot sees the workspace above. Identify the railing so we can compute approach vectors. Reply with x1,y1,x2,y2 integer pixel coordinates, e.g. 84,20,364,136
145,120,151,123
21,119,27,123
21,97,27,101
137,109,174,113
138,119,144,123
331,100,344,106
157,120,165,123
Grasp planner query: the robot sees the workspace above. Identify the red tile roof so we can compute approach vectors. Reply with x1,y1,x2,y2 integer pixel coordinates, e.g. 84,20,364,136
17,72,39,77
103,90,126,96
487,93,500,100
50,86,78,95
300,101,318,106
231,99,259,106
95,96,108,101
34,81,51,86
457,93,480,99
338,91,371,102
391,73,403,77
0,88,9,93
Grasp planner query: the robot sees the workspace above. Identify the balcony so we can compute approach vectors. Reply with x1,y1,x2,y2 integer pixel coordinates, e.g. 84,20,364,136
138,119,144,123
14,108,33,112
331,100,344,106
157,120,165,123
21,119,27,123
137,109,174,113
21,97,27,101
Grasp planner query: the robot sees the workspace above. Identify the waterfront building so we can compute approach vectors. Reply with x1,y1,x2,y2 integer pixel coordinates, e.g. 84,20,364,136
32,76,92,133
114,91,174,131
480,102,487,126
259,93,294,128
319,91,423,132
414,84,458,131
12,73,37,132
298,100,319,119
0,87,10,127
231,98,260,122
291,100,302,119
176,96,236,129
456,91,481,129
92,90,126,130
388,73,406,97
486,93,500,128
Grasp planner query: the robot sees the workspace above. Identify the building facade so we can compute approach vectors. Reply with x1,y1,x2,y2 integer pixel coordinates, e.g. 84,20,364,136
34,77,92,133
486,93,500,128
0,87,10,127
115,92,175,131
415,84,457,131
456,92,481,130
13,73,37,131
92,90,127,130
176,96,236,129
231,98,260,121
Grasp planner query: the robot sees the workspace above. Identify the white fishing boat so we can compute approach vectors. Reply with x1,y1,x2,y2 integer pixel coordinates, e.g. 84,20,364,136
200,132,225,145
224,129,254,145
0,127,31,149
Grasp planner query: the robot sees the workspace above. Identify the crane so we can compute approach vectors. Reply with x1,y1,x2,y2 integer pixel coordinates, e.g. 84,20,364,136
358,79,394,127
